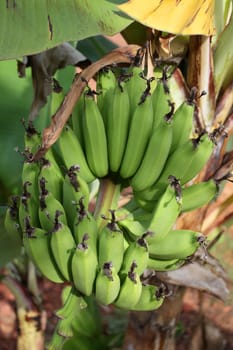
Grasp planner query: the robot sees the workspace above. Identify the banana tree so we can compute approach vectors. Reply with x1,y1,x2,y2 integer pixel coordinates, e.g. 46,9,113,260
1,1,233,350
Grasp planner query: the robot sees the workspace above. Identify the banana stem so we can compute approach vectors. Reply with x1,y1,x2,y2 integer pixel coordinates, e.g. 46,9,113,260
94,178,121,231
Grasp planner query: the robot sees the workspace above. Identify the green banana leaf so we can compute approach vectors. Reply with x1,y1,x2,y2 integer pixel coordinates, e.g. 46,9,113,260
0,0,132,61
77,36,118,62
214,8,233,95
0,60,32,200
0,212,22,267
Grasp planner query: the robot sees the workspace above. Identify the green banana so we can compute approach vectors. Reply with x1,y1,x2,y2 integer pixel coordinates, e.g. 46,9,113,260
152,70,172,129
23,216,65,283
156,132,215,187
23,121,41,153
96,67,117,125
50,211,76,281
21,154,40,194
170,99,195,153
120,235,149,276
134,197,158,212
95,261,121,305
71,295,102,337
62,165,90,227
18,181,40,229
130,284,164,311
56,317,74,339
114,261,142,310
120,92,154,179
57,286,102,339
71,233,98,296
107,81,131,173
38,156,64,202
71,91,85,148
48,330,67,350
130,118,173,191
145,182,181,243
4,196,22,239
118,216,148,241
56,124,95,183
181,179,219,212
139,133,215,203
38,177,67,232
125,65,147,115
98,210,124,273
73,198,97,251
56,286,87,320
82,90,108,178
148,229,203,260
147,257,185,271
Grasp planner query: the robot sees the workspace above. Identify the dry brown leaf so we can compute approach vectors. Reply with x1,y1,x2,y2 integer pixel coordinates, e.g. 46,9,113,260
156,259,229,301
27,42,86,121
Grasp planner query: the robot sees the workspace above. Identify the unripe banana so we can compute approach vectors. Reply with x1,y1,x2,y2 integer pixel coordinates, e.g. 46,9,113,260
56,286,87,320
181,179,218,212
82,90,108,178
56,124,95,183
71,91,85,148
156,132,215,187
23,216,65,283
38,156,63,202
118,217,149,241
38,177,67,232
95,261,121,305
73,198,97,251
56,316,74,338
134,179,166,203
62,165,90,227
50,211,76,281
71,233,98,296
152,71,172,129
181,133,215,184
21,155,40,194
98,211,124,273
125,66,147,115
18,181,40,229
120,92,154,179
170,99,194,153
147,257,185,271
130,118,173,191
107,82,131,173
148,229,203,260
134,196,157,212
146,182,181,242
96,67,117,125
71,294,102,337
114,261,142,310
120,235,149,276
130,284,164,311
23,122,41,153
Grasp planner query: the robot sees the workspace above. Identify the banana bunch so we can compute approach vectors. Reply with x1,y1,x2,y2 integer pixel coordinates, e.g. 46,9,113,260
4,63,225,346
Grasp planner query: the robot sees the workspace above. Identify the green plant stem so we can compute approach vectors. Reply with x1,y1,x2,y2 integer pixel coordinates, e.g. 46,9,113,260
94,178,121,231
28,260,42,305
2,275,32,309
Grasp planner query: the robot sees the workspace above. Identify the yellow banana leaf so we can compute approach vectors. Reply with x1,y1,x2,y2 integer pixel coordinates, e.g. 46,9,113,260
118,0,215,35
